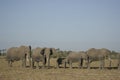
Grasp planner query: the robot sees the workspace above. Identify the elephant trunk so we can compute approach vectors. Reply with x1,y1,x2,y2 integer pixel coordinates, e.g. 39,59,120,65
47,55,50,68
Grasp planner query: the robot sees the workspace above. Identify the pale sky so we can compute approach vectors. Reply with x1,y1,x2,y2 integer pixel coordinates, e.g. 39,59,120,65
0,0,120,51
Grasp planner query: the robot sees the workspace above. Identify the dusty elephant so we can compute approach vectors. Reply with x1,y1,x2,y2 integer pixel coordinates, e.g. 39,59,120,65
6,45,32,67
31,47,46,69
86,48,112,69
42,48,56,68
64,51,88,69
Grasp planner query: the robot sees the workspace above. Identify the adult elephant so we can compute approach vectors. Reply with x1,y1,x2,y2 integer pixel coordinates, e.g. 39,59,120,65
6,45,32,67
64,51,88,69
42,48,55,68
31,47,46,69
86,48,112,69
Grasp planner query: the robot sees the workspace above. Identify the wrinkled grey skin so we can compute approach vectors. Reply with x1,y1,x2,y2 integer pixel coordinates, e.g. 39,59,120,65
64,51,88,69
87,48,111,69
6,45,31,67
43,48,55,68
31,47,46,69
117,53,120,70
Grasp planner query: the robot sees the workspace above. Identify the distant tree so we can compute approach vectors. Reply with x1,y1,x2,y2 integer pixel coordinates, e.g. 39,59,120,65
0,49,6,56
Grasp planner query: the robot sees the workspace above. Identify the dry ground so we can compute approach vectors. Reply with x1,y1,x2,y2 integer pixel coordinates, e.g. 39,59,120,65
0,56,120,80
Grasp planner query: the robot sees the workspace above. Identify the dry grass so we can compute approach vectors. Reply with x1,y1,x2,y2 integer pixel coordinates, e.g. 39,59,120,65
0,56,120,80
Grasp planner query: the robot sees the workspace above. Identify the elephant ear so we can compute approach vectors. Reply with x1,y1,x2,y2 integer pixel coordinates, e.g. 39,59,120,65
40,48,45,55
50,48,54,55
29,45,32,57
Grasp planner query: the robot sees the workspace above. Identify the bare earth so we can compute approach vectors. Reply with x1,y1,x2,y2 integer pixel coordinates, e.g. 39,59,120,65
0,56,120,80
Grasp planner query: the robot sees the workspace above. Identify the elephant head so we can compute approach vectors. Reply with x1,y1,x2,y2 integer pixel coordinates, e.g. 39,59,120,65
41,48,55,68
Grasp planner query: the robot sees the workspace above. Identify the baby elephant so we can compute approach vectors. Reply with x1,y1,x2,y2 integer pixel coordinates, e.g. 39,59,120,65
56,57,66,68
65,51,88,69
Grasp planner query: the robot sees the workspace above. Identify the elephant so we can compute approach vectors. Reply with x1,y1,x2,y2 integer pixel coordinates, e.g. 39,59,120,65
86,48,112,69
6,45,32,67
64,51,88,69
42,48,56,68
56,57,66,68
32,47,55,68
31,47,46,69
117,53,120,70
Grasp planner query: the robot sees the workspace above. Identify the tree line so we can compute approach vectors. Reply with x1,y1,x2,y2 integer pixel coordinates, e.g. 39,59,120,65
0,49,6,56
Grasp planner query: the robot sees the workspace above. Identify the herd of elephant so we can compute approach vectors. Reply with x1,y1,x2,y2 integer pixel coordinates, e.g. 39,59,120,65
6,45,120,69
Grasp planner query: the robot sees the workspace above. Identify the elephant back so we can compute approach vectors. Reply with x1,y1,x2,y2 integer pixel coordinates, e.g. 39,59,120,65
67,51,79,58
6,47,20,61
32,47,43,56
17,46,30,59
66,51,82,61
87,48,99,57
100,48,111,57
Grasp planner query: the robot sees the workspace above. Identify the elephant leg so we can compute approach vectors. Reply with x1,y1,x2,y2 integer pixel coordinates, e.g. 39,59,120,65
81,58,83,69
22,59,26,67
36,62,39,69
32,61,34,69
42,61,45,69
99,57,104,69
29,58,31,67
109,60,112,68
108,57,112,68
69,61,72,69
79,58,83,69
102,60,105,69
87,58,91,69
64,62,66,68
42,56,46,69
